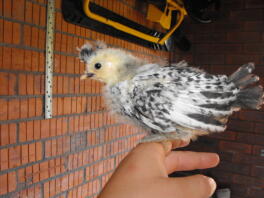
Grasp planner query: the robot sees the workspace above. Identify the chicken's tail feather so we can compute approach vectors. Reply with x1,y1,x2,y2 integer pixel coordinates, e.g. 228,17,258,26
236,86,263,109
229,63,264,109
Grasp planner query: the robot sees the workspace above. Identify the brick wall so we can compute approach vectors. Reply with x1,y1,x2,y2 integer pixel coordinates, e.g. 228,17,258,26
174,1,264,197
0,0,170,197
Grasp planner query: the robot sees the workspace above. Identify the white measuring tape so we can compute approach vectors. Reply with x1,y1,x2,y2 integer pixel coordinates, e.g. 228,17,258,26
45,0,55,119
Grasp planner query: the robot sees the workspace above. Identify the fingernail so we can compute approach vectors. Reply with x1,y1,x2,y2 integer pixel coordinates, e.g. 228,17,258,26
208,177,217,196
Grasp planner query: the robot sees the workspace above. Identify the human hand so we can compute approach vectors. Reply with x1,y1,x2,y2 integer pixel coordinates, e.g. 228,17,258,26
98,141,219,198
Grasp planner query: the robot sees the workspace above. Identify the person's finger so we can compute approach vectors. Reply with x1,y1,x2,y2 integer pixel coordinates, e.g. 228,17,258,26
119,142,168,177
171,139,190,150
160,140,189,155
166,174,217,198
165,151,219,174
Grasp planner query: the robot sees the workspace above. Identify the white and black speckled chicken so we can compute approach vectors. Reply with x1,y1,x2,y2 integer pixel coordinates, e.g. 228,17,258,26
79,41,263,142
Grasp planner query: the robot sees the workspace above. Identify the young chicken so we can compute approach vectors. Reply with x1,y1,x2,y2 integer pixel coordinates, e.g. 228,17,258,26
79,41,263,142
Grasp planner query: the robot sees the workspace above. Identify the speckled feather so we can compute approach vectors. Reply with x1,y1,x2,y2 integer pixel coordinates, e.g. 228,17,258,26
79,43,263,142
104,63,240,140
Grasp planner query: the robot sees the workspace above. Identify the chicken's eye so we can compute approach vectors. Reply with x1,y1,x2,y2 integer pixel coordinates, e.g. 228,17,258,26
94,63,102,70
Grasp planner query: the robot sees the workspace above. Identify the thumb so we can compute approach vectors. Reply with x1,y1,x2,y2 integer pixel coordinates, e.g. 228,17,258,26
167,174,216,198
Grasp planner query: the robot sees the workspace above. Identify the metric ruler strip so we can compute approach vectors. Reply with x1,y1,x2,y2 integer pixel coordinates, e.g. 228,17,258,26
45,0,56,119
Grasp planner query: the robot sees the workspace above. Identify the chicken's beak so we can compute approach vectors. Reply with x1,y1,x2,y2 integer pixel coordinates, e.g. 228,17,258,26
80,73,95,80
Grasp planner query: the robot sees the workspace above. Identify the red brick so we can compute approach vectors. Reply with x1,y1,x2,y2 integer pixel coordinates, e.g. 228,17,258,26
233,174,264,187
68,78,76,93
57,76,63,94
63,97,72,114
0,148,8,170
61,175,69,191
24,50,32,71
51,139,57,157
24,25,31,47
251,165,264,178
61,14,68,33
12,22,20,45
19,122,27,142
55,33,61,54
3,20,12,44
26,121,33,141
12,0,25,20
9,123,16,144
0,174,7,195
49,179,56,197
237,133,264,145
41,119,50,138
0,19,2,42
66,36,73,54
0,72,8,95
9,145,21,168
35,97,43,117
39,6,46,27
56,97,63,115
11,48,24,70
245,21,264,31
230,9,264,21
62,76,69,94
31,27,39,49
55,12,62,32
0,47,2,69
34,120,41,140
239,110,264,122
18,74,26,95
0,124,8,146
226,54,261,65
219,141,252,154
28,143,36,162
31,51,39,71
44,182,49,198
21,144,29,165
61,34,67,54
26,74,34,95
40,161,49,181
227,119,255,133
2,47,11,69
39,53,45,72
244,43,264,54
45,140,51,158
0,99,7,121
38,29,46,49
74,56,80,74
253,145,264,155
227,32,262,43
8,171,16,192
8,99,20,120
74,78,80,94
211,130,237,140
34,74,42,95
28,98,36,117
218,161,250,175
249,188,264,198
233,153,264,166
8,73,17,95
245,0,264,8
254,122,264,134
32,3,40,25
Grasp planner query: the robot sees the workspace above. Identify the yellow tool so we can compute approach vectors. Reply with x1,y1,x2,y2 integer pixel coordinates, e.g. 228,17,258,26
82,0,187,46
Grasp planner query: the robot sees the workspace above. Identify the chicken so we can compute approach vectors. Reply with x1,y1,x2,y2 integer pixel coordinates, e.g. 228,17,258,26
78,41,263,142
